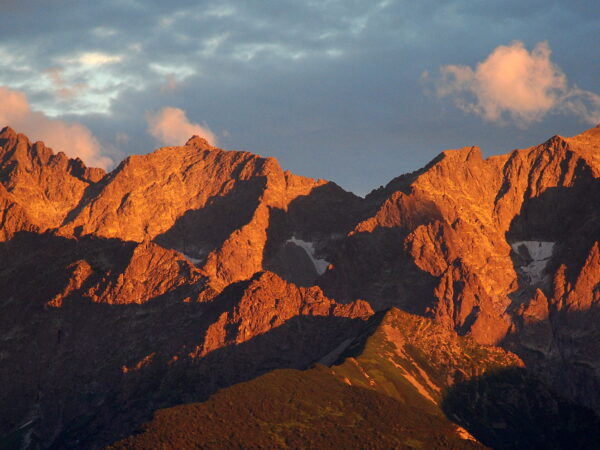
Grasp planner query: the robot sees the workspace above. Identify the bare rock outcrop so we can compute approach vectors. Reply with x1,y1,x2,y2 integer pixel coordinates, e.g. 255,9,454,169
2,124,600,446
0,126,105,237
320,126,600,346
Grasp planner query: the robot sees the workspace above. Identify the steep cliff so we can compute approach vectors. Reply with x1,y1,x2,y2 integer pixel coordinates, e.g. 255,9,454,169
1,124,599,448
0,126,104,240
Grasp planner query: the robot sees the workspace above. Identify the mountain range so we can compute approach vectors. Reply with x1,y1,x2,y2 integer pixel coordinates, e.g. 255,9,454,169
1,123,600,448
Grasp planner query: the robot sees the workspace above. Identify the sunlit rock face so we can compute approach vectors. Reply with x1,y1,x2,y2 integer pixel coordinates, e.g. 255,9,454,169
0,126,105,240
0,124,599,447
321,128,600,344
317,125,600,412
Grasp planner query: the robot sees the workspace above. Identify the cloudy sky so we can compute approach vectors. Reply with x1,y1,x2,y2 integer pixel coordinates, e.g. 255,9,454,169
1,0,599,194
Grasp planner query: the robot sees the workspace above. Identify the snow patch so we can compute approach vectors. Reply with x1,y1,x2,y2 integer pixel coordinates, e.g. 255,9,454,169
511,241,555,285
286,237,330,275
179,248,209,265
183,254,203,264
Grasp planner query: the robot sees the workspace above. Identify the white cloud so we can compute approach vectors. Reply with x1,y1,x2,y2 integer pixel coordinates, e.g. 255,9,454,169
149,63,196,92
432,41,600,125
146,107,217,146
561,87,600,125
205,5,235,18
200,34,229,57
92,27,118,38
0,86,113,169
232,43,307,62
78,52,123,66
43,67,86,99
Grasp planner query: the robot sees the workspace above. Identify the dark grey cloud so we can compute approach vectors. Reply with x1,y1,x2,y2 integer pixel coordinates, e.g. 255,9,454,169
0,0,598,194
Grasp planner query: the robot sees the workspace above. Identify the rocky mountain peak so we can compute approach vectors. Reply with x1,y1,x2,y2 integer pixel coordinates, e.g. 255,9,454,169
184,135,215,150
1,124,600,448
0,125,18,150
563,123,600,173
0,125,107,235
580,123,600,138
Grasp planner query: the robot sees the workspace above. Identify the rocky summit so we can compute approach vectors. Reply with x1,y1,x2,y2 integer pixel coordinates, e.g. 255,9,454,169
1,124,600,448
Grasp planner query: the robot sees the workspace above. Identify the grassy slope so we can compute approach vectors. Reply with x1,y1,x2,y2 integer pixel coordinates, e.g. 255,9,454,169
109,365,482,450
110,309,490,449
109,308,600,449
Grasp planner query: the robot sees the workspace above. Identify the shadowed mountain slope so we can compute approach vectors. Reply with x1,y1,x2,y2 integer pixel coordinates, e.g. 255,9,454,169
111,309,600,449
1,124,600,448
